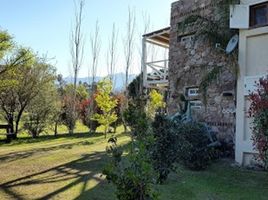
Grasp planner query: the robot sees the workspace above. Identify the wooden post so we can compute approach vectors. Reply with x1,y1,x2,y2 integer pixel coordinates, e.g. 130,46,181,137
142,37,147,89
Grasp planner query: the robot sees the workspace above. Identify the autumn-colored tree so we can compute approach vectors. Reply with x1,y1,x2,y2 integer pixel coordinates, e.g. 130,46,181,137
79,98,100,132
92,79,118,138
61,83,88,134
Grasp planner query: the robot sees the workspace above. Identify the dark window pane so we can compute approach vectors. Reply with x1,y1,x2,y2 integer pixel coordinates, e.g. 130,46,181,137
254,6,267,26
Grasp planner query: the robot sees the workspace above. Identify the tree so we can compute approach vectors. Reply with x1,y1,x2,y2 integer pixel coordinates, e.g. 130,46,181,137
123,7,136,97
121,7,136,133
89,20,101,132
92,79,118,138
0,30,12,69
79,98,100,132
69,0,85,134
61,83,88,133
23,82,58,138
145,89,166,119
107,23,118,85
0,53,56,138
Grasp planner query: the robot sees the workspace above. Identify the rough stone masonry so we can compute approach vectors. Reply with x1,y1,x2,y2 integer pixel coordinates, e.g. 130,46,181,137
167,0,236,151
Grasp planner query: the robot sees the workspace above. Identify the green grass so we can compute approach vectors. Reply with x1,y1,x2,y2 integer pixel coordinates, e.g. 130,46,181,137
0,128,268,200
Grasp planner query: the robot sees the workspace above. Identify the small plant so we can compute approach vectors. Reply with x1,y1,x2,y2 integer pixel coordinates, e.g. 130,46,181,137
103,141,159,200
248,77,268,169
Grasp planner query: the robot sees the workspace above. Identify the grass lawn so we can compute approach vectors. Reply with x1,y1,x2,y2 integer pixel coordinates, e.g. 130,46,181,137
0,128,268,200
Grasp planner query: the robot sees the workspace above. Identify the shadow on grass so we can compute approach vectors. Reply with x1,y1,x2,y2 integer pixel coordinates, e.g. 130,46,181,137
0,140,130,200
0,131,104,146
0,140,94,163
0,152,113,200
0,132,130,164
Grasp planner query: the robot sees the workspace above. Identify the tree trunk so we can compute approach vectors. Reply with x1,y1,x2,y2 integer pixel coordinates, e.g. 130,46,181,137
104,127,107,139
54,120,58,137
7,116,16,139
14,106,26,139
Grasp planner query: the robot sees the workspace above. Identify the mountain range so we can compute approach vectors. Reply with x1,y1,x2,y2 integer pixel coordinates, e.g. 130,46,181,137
64,73,137,91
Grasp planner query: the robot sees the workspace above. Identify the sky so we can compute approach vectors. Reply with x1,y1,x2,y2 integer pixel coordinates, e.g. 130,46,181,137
0,0,174,78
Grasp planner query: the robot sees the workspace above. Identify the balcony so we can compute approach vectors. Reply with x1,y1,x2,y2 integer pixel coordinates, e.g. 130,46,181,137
142,27,170,89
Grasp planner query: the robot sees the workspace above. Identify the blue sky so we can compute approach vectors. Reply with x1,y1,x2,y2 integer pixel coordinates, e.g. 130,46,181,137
0,0,174,77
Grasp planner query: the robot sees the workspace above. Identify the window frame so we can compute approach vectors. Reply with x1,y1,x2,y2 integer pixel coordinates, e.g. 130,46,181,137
250,2,268,28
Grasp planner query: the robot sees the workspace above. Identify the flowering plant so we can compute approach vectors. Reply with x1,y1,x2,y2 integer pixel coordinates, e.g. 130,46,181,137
248,76,268,169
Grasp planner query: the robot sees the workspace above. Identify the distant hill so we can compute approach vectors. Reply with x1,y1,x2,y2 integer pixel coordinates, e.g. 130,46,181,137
64,73,137,91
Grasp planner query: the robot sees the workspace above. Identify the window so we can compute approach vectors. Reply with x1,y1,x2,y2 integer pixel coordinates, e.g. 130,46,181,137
187,87,199,97
189,101,202,110
250,2,268,28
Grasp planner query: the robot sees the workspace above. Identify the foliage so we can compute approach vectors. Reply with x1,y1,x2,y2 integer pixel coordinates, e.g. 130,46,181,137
146,90,165,120
0,30,13,61
103,140,159,200
150,115,179,183
61,92,79,134
92,78,118,137
176,122,213,170
79,98,100,132
23,83,58,138
111,94,125,132
60,83,89,134
248,77,268,170
123,101,150,140
128,74,142,99
0,54,56,136
199,67,222,105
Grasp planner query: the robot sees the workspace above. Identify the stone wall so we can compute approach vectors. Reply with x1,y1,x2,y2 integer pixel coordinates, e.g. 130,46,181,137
168,0,236,147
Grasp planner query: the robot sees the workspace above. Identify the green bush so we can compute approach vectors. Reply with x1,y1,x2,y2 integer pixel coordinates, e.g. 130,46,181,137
123,102,150,140
151,115,178,183
103,141,159,200
176,122,213,170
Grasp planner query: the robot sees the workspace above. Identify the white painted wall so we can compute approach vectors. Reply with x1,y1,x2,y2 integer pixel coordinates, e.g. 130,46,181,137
235,0,268,165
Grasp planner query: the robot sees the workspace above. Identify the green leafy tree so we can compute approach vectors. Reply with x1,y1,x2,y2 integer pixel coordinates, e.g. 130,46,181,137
0,53,56,137
23,82,58,138
92,78,118,138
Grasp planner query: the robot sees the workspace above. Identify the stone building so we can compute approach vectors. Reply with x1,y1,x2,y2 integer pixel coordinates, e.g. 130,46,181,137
167,0,237,147
142,0,268,165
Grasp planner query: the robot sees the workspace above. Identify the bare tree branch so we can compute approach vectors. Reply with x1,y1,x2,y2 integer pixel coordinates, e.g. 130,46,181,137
69,0,85,134
106,23,118,87
123,7,136,95
90,20,101,86
89,20,101,132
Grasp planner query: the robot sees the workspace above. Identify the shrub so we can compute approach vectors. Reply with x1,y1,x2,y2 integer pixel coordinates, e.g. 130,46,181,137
123,102,150,140
151,115,178,183
248,77,268,169
103,141,159,200
176,122,213,170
